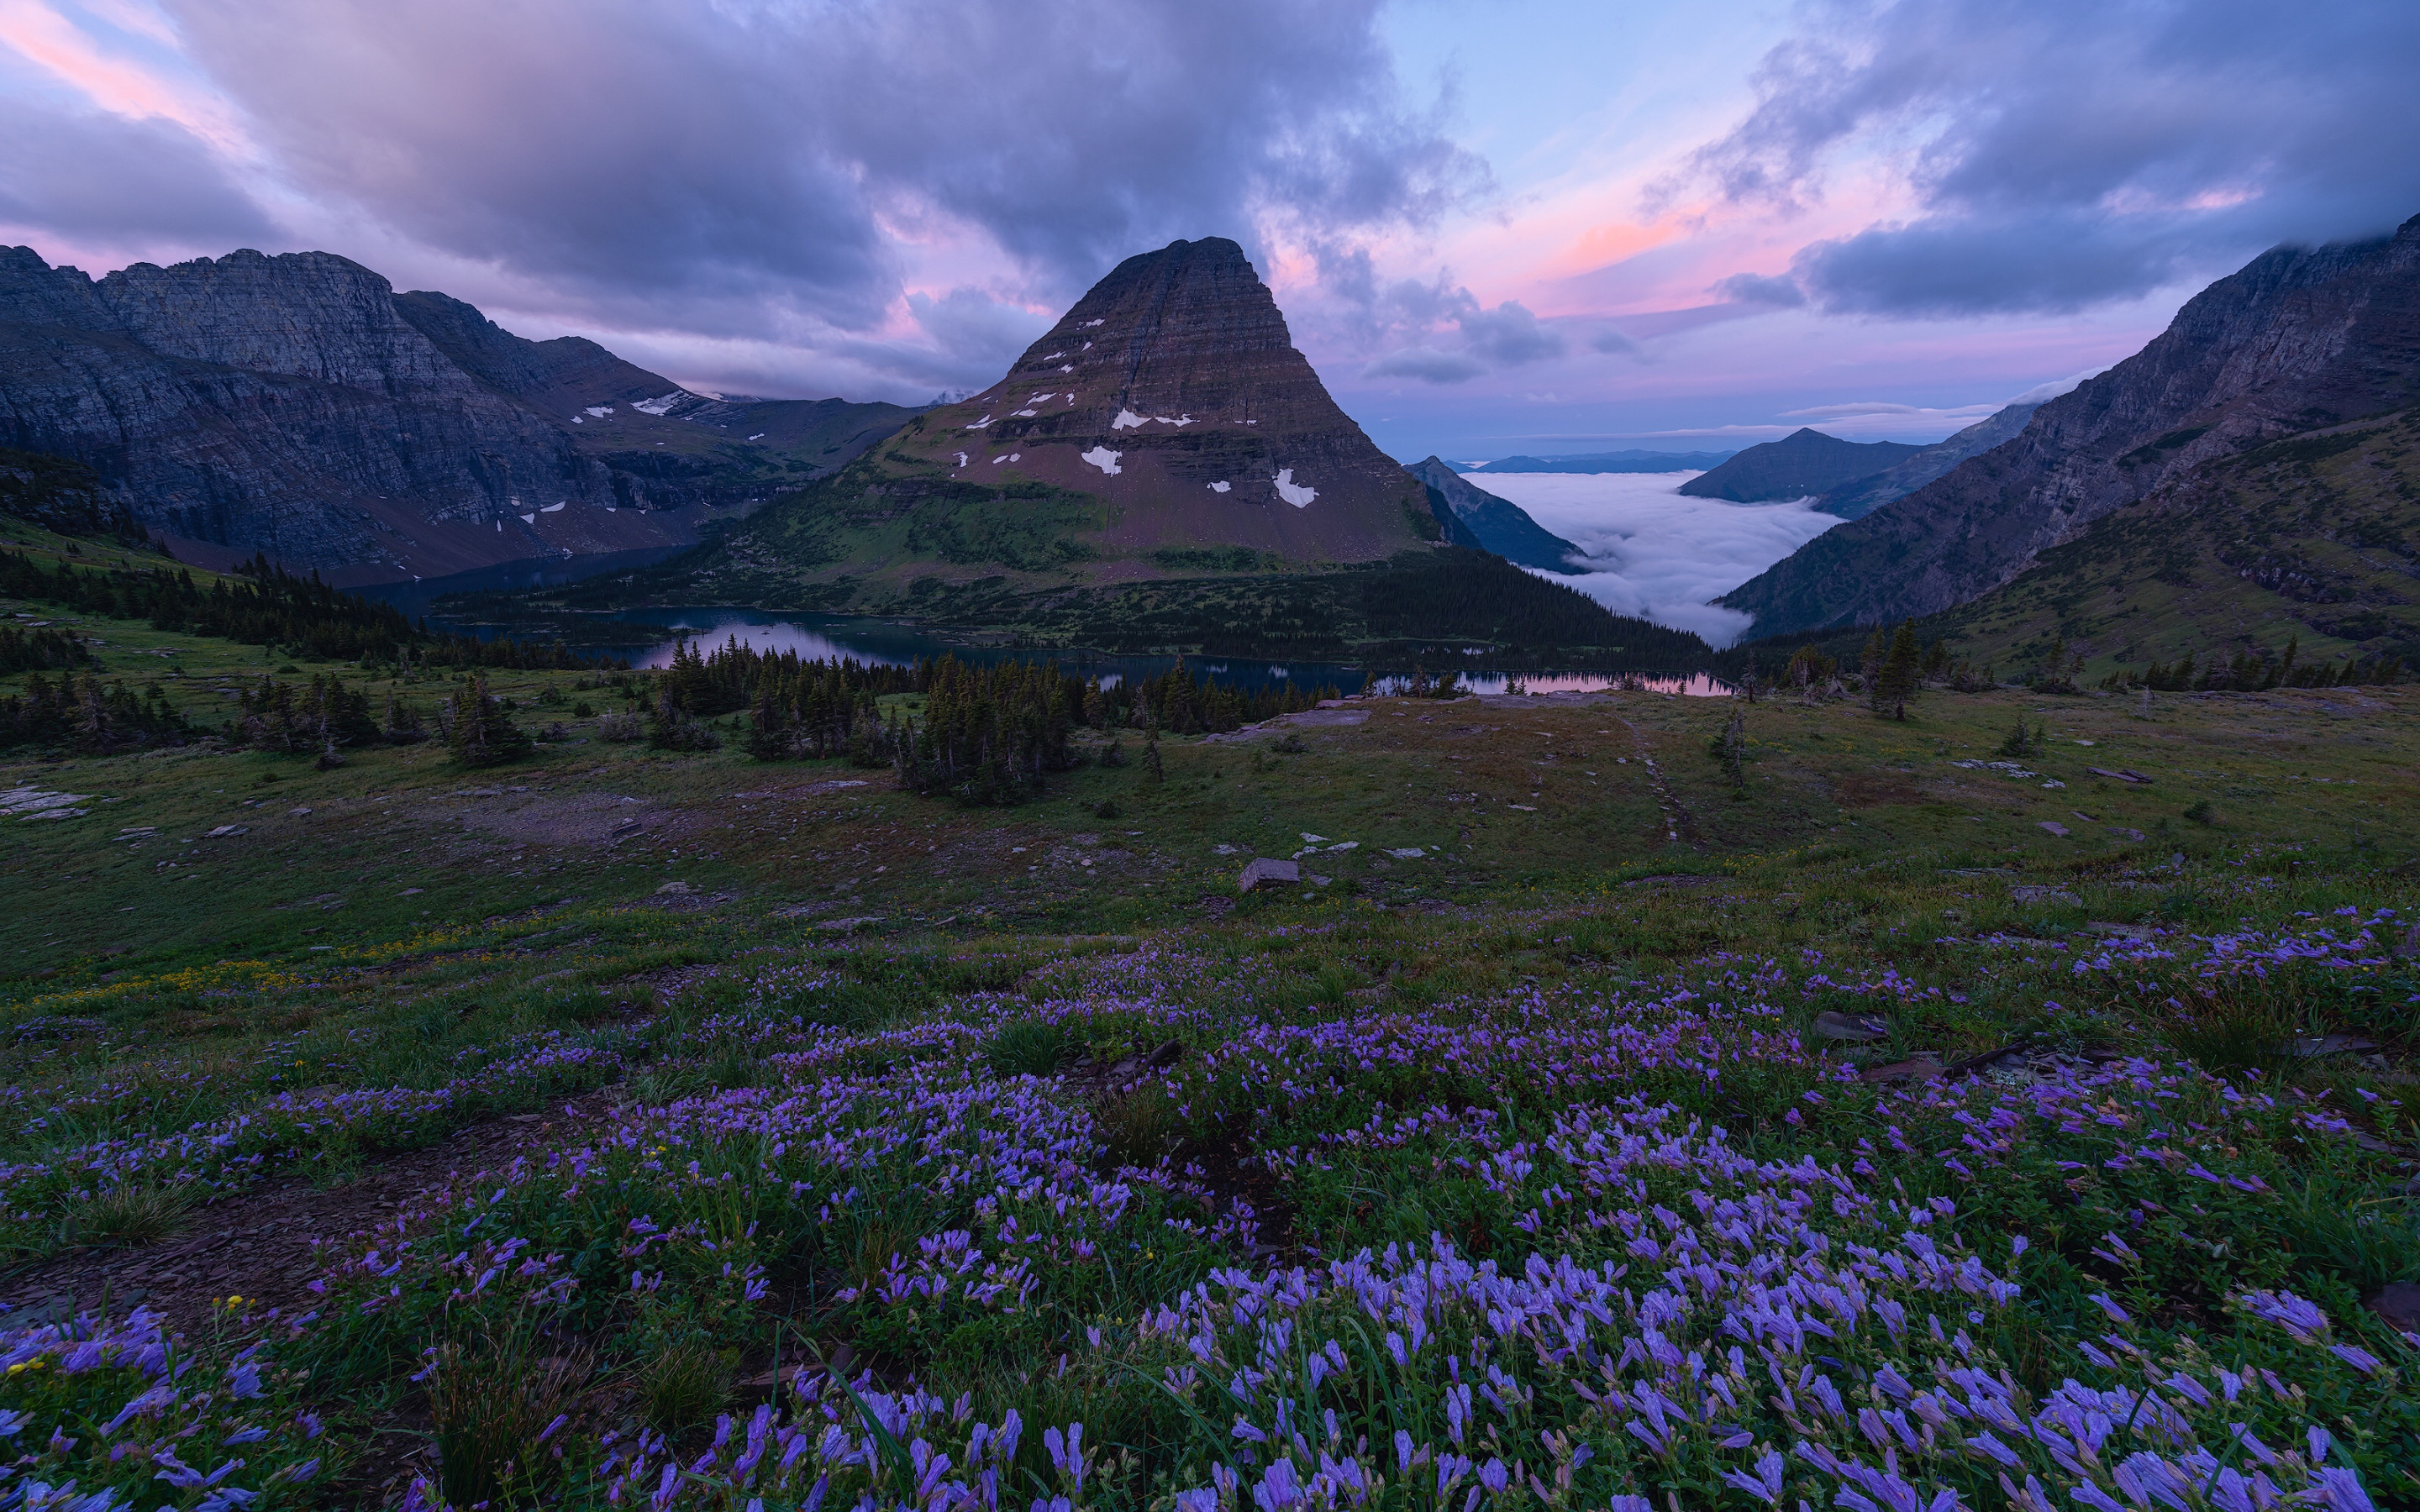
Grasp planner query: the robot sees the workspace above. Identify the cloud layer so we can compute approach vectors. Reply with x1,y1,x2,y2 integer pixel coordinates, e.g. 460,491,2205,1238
1686,0,2420,315
1475,473,1842,646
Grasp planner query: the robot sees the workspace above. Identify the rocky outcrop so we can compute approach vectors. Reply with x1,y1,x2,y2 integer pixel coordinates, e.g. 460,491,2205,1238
0,446,145,543
1811,402,2041,520
0,247,910,583
1722,213,2420,637
1404,455,1581,570
1677,428,1921,502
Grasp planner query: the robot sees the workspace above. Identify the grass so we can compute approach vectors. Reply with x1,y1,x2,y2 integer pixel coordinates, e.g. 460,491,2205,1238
4,548,2420,1508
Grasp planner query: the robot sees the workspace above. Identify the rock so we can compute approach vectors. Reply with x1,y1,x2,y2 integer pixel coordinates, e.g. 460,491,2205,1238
2087,768,2154,784
1859,1058,1946,1084
1814,1011,1891,1042
1239,858,1300,892
813,916,884,933
2037,821,2070,837
2290,1034,2379,1058
2009,885,2080,905
2106,826,2147,842
655,880,692,895
2367,1283,2420,1334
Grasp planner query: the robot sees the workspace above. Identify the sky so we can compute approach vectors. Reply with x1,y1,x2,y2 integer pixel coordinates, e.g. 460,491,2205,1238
4,0,2417,462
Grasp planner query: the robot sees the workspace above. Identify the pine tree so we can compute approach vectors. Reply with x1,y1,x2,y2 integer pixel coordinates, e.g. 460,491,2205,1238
1996,711,2033,758
1718,708,1746,793
1143,710,1164,783
447,673,532,768
1871,619,1921,719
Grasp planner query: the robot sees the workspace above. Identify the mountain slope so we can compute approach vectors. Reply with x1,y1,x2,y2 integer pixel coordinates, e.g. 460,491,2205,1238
598,238,1696,659
1676,428,1920,501
1810,402,2041,520
1404,455,1580,570
1720,213,2420,637
0,247,911,583
1907,407,2420,680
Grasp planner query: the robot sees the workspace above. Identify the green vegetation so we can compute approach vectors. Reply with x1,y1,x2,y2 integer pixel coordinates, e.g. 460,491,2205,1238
1770,406,2420,688
5,516,2420,1509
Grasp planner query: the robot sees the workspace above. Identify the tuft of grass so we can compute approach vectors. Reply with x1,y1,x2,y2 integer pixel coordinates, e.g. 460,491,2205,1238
1097,1086,1180,1168
69,1184,192,1247
639,1339,734,1436
986,1019,1068,1078
2160,990,2299,1084
428,1326,593,1509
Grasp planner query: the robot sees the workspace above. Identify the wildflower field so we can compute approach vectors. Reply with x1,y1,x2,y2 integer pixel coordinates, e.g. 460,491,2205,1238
6,532,2420,1509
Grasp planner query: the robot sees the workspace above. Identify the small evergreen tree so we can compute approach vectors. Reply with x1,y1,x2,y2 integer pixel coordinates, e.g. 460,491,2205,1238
447,673,533,768
1872,619,1922,719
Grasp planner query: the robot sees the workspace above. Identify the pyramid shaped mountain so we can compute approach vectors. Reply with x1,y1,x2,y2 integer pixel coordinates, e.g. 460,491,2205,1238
889,237,1438,561
603,238,1711,661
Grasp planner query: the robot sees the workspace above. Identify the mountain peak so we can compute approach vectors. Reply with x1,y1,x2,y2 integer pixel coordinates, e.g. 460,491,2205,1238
1677,428,1921,502
880,235,1436,566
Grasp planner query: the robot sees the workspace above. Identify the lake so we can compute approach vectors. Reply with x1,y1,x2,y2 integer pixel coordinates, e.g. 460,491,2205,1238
355,551,1733,697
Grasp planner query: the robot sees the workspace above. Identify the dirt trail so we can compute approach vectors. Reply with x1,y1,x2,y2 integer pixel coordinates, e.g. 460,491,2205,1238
1614,716,1702,849
1,1099,610,1334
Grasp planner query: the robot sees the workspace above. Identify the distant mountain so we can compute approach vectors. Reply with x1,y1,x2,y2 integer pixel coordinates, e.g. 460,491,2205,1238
1810,402,2042,519
0,247,913,583
1403,456,1581,571
609,238,1697,659
1721,213,2420,638
1470,449,1736,473
1676,428,1923,502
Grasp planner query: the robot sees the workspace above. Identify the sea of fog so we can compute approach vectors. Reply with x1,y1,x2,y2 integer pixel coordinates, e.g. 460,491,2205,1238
1469,472,1843,648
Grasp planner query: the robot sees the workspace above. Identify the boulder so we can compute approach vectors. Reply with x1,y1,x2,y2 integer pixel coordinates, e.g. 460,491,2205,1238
1238,858,1300,892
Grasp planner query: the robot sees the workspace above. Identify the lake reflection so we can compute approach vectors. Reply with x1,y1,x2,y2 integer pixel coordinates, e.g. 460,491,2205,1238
361,559,1731,698
623,608,1729,697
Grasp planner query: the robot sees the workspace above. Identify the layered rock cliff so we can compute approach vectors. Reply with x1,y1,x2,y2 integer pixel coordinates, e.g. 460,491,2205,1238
0,248,911,583
1721,213,2420,636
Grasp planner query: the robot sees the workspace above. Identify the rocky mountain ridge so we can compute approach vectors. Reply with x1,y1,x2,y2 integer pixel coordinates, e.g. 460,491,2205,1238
1809,402,2042,520
1721,213,2420,636
0,247,910,584
1403,456,1581,571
